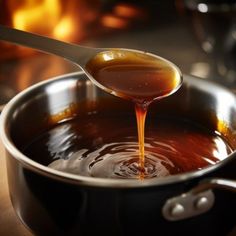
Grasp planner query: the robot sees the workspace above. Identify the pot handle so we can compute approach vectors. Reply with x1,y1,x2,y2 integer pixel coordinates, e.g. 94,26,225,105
162,178,236,221
189,178,236,194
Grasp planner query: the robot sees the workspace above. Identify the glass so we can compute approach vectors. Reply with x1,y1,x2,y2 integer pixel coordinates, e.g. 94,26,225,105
185,0,236,86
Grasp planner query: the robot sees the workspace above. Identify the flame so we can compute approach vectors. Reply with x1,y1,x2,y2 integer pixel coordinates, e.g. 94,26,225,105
53,17,74,41
101,3,146,29
12,0,61,33
101,14,129,29
9,0,77,41
7,0,103,43
114,3,145,19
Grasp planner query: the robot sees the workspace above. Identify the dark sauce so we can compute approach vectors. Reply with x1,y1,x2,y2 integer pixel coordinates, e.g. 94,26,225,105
86,50,182,178
22,51,232,179
85,50,182,103
23,51,232,179
23,113,232,179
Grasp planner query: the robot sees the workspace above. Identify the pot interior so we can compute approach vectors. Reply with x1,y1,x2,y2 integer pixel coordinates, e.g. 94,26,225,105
3,72,236,180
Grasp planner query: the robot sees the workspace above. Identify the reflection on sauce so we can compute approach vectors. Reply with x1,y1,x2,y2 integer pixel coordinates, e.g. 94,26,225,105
23,114,232,179
86,50,182,178
85,50,182,103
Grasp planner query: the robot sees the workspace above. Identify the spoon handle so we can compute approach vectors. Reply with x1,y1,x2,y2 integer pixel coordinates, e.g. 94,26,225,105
0,25,98,66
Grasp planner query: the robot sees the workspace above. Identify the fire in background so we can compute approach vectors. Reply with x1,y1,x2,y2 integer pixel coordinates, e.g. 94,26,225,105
0,0,178,94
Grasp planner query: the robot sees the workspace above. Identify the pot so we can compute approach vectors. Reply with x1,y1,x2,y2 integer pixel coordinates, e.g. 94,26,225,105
1,72,236,236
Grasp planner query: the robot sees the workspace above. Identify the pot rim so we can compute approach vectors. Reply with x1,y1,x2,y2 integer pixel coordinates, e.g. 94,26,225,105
1,72,235,188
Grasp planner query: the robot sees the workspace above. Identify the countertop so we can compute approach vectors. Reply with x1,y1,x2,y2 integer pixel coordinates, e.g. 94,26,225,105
0,139,32,235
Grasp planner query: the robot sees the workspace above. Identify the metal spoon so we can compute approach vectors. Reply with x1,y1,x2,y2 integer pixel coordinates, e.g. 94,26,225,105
0,25,182,101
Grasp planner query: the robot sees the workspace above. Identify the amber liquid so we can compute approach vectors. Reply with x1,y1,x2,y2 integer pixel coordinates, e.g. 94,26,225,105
86,50,182,178
23,113,232,179
22,51,232,179
85,50,181,103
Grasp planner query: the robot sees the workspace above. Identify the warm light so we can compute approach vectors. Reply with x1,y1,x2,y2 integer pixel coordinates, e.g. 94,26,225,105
8,0,101,44
12,0,61,33
53,17,74,41
16,56,75,91
101,14,129,29
216,119,229,137
102,53,115,62
114,3,145,19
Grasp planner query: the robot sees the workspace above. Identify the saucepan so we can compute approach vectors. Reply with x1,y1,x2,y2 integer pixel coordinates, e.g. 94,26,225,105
1,72,236,236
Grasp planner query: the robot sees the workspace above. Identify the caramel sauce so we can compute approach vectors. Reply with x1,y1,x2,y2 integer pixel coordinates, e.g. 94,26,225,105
22,51,232,179
23,113,232,179
86,50,182,178
85,50,182,103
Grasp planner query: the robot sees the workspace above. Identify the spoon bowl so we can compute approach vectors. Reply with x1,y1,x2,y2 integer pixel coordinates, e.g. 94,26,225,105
85,49,182,103
0,25,182,102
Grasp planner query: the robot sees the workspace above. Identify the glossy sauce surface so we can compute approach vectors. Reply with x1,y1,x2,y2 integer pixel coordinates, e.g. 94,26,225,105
23,114,232,179
86,50,182,103
86,50,182,178
22,51,231,180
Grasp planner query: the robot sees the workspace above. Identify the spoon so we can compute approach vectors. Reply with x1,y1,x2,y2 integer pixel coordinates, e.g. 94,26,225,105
0,25,182,102
0,25,183,179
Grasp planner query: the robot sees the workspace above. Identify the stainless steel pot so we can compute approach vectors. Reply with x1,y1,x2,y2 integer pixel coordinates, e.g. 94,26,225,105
1,72,236,236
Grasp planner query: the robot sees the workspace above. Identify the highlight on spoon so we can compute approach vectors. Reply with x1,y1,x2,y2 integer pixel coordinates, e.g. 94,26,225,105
85,49,183,103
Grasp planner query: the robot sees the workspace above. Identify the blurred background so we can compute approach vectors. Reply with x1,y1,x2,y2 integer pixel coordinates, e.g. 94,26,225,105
1,1,236,235
1,0,236,108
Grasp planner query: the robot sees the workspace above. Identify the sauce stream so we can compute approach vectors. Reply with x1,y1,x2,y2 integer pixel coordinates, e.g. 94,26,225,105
86,50,182,179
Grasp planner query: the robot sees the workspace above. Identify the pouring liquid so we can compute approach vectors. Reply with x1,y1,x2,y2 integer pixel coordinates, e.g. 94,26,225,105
22,51,232,179
85,50,182,179
0,26,232,179
23,113,232,179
